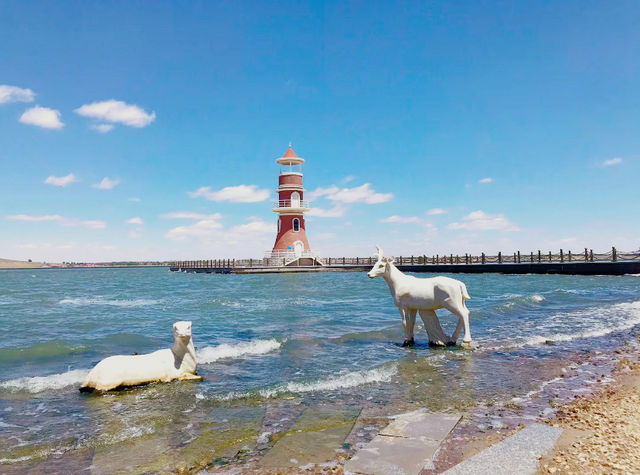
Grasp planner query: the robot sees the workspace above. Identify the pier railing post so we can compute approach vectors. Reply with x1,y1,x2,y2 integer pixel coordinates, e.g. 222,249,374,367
560,249,564,262
612,246,617,262
530,252,533,263
481,252,486,264
585,248,588,262
538,250,541,263
548,251,552,262
517,251,521,263
568,250,572,262
498,252,502,264
590,249,594,262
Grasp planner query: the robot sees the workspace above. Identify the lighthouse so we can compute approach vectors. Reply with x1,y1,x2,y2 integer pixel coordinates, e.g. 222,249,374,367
268,144,320,266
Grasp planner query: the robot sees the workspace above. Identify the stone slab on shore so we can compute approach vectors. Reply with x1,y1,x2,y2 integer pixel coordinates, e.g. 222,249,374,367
259,405,360,469
443,423,562,475
344,410,461,475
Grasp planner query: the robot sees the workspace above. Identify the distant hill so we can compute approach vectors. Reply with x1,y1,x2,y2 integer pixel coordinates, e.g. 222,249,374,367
0,258,48,269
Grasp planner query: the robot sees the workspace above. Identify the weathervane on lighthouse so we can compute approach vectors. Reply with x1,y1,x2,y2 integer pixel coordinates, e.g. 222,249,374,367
267,144,321,266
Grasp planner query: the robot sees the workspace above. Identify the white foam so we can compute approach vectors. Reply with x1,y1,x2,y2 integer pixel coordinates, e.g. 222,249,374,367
0,369,89,393
278,364,397,395
519,300,640,347
59,297,160,307
197,339,282,364
217,364,397,401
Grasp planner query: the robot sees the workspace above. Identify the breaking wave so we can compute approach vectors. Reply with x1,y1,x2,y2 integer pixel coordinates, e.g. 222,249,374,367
59,297,161,307
517,300,640,347
217,364,397,400
0,369,89,394
197,339,282,364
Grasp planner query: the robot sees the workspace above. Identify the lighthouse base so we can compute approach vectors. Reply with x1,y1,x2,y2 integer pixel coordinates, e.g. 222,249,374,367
264,251,324,267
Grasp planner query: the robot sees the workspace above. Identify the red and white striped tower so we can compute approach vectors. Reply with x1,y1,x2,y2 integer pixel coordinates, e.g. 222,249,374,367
270,144,319,266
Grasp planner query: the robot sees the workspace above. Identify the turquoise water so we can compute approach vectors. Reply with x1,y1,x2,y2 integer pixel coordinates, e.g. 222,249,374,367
1,268,639,472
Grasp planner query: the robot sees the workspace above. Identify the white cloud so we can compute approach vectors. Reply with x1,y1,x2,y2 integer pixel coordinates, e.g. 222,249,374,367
91,123,115,133
307,205,346,218
165,216,273,247
308,183,392,204
92,177,120,190
44,173,78,187
19,106,64,129
478,177,493,184
75,100,155,128
306,186,340,201
164,216,225,240
426,208,447,215
6,214,106,229
231,219,274,234
160,211,222,220
602,157,622,167
188,185,270,203
125,217,143,225
447,210,519,232
0,85,35,104
128,197,141,202
380,215,424,224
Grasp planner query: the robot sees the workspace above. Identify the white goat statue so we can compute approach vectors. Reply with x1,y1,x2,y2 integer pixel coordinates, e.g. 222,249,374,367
80,321,203,392
368,246,473,347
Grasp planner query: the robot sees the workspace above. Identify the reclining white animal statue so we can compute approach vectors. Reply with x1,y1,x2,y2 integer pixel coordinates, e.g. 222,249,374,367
368,246,473,347
80,321,203,392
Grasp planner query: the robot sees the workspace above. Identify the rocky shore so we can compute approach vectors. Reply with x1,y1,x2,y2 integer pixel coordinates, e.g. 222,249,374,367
538,354,640,474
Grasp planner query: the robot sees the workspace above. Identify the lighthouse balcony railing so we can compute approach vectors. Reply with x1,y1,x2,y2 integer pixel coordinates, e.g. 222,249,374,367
273,199,311,209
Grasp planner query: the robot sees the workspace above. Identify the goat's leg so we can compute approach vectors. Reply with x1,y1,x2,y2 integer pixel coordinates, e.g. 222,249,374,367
444,299,472,344
399,307,414,347
406,308,417,345
418,309,450,346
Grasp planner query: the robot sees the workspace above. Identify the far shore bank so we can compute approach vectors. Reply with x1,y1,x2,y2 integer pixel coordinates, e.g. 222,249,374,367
0,258,170,270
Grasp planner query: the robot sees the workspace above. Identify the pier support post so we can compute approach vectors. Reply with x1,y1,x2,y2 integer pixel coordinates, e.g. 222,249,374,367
590,249,594,261
612,247,617,262
538,250,542,263
585,248,588,262
560,249,564,262
481,252,486,264
498,252,502,264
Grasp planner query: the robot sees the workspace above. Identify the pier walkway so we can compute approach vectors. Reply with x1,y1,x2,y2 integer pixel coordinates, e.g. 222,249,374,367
170,247,640,275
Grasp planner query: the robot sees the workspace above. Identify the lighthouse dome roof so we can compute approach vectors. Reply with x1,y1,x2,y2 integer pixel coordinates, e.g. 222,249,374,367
276,145,305,165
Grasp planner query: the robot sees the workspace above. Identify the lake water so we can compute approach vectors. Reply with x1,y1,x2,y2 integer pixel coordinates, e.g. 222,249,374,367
1,268,639,472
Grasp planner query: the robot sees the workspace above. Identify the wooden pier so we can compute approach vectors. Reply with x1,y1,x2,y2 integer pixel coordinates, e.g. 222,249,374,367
170,247,640,276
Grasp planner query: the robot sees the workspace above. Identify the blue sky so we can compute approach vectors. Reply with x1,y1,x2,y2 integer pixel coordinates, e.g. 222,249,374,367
1,0,638,262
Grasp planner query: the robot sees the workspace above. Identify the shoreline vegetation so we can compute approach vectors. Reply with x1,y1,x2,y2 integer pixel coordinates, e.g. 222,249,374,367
0,258,171,269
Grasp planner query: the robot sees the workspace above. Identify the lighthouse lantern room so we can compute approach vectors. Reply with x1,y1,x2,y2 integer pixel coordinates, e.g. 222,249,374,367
267,144,321,266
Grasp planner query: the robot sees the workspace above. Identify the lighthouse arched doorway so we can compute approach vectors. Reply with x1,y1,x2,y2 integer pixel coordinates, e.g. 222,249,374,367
290,191,300,208
294,240,304,257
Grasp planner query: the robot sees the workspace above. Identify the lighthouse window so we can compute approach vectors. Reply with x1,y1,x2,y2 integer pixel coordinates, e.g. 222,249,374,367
293,218,300,232
277,218,281,233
